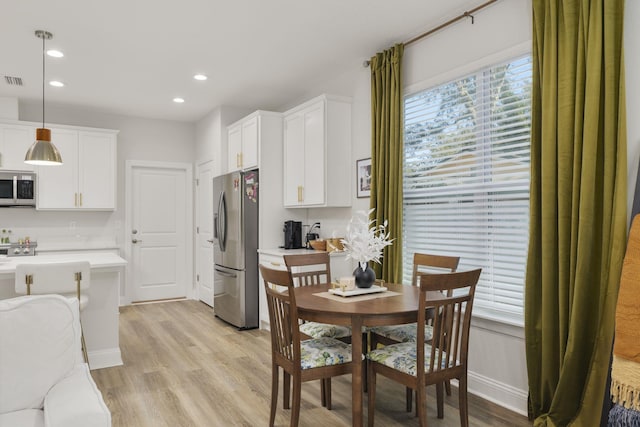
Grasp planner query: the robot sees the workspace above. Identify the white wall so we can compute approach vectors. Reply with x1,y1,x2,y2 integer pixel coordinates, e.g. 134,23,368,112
7,100,195,255
195,105,251,175
626,0,640,219
196,108,221,165
300,0,640,415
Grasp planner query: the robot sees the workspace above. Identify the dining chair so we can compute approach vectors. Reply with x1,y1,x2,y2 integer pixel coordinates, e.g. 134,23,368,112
14,261,92,364
284,252,356,403
283,253,352,341
369,252,460,411
260,264,354,427
366,268,481,427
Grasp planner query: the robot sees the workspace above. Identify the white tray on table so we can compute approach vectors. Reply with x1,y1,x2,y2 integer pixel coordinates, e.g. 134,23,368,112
328,284,387,297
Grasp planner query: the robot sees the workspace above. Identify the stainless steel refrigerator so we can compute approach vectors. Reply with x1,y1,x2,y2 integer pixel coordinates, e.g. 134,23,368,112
213,169,259,329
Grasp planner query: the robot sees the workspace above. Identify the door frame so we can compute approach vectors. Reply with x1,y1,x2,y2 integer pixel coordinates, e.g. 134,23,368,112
195,160,215,306
123,160,194,305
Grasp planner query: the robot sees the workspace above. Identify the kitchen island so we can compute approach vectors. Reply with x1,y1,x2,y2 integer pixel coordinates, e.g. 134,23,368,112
0,252,127,369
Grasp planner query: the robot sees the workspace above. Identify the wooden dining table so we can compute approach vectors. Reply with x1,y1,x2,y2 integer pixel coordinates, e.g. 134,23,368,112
294,282,428,427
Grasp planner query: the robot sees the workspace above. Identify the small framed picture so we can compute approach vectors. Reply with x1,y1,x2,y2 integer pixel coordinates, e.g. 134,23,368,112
356,158,372,198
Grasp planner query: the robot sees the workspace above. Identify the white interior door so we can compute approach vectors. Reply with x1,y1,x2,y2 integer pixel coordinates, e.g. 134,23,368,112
127,162,192,302
196,161,214,307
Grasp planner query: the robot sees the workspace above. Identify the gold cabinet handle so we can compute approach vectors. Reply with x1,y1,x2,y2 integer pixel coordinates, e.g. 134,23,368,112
237,153,241,168
74,193,78,207
80,193,83,207
297,185,304,203
239,152,243,167
270,261,282,267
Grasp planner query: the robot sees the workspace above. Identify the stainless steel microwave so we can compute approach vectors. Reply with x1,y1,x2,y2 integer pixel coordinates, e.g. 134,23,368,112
0,171,36,207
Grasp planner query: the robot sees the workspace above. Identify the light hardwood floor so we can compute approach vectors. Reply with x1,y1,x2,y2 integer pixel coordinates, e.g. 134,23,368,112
91,300,531,427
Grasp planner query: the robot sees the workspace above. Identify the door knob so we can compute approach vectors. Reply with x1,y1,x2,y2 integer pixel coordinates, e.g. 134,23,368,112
132,239,142,244
132,229,138,234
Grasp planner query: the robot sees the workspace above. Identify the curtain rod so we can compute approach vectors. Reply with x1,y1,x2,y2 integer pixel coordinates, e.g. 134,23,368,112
364,0,499,67
405,0,499,46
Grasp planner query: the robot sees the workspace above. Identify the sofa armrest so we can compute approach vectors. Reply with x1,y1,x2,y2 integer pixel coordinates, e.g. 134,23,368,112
44,364,111,427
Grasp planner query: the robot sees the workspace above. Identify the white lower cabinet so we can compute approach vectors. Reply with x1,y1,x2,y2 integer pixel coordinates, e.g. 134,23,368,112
257,249,353,328
37,128,117,210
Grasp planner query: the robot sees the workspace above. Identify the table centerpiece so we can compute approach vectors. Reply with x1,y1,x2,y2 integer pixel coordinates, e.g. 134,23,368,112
341,209,393,288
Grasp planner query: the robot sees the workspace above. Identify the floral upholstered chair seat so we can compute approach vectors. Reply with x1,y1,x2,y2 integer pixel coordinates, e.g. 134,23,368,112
300,337,353,369
368,323,433,343
300,322,352,340
367,342,449,376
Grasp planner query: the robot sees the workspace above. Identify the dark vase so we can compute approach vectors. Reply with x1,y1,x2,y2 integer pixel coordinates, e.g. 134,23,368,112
354,262,376,288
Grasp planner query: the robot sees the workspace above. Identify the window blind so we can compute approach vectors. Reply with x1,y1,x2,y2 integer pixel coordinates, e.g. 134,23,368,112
403,55,532,323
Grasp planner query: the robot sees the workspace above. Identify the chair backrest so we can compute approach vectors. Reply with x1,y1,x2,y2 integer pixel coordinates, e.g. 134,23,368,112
15,261,91,298
259,264,301,367
283,252,332,287
415,268,481,384
411,253,460,287
0,294,82,413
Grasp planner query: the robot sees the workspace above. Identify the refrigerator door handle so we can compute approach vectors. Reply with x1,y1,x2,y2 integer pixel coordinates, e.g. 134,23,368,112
213,212,218,239
218,191,227,251
214,267,237,278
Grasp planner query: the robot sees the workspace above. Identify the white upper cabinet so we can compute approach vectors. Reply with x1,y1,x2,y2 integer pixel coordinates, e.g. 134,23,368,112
227,115,259,172
283,94,352,208
36,128,78,209
37,127,117,210
227,123,243,172
0,123,36,171
78,131,117,209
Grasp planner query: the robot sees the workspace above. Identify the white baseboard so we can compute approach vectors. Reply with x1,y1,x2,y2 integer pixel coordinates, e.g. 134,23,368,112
466,370,528,417
88,348,123,370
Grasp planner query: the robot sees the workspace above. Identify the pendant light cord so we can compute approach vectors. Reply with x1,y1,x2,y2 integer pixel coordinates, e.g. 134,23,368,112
42,32,45,129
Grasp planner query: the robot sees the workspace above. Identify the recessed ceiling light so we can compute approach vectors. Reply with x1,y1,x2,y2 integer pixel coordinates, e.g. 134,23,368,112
173,97,185,103
49,80,64,87
193,74,207,81
47,49,64,58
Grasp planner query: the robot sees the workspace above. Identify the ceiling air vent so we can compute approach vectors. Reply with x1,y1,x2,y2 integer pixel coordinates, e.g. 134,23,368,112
4,76,23,86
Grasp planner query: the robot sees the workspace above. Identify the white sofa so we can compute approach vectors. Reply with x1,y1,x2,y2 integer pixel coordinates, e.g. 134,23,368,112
0,294,111,427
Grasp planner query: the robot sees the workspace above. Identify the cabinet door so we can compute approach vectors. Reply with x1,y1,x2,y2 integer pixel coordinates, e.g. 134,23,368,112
79,131,116,209
283,113,305,206
301,103,325,206
241,116,258,170
227,124,242,173
0,124,35,171
36,129,78,209
258,254,288,327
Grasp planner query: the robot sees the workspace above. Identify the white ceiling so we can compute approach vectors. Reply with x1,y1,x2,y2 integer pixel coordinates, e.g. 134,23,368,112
1,0,484,123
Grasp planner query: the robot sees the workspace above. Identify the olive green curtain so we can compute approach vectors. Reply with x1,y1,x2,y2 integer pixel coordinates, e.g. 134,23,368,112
525,1,627,426
369,43,404,284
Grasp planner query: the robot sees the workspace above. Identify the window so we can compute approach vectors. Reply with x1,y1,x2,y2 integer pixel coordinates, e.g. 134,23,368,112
403,55,532,323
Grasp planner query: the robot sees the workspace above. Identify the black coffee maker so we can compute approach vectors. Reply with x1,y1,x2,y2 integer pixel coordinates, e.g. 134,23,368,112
283,220,303,249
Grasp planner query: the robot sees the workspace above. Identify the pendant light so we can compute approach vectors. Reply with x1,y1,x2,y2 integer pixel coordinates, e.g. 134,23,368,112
25,30,62,166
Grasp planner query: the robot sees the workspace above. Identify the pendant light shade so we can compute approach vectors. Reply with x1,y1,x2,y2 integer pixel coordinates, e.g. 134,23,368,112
25,30,62,166
25,128,62,165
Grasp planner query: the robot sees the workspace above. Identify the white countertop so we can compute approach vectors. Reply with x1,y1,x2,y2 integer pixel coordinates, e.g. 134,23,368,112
258,248,347,257
0,252,127,275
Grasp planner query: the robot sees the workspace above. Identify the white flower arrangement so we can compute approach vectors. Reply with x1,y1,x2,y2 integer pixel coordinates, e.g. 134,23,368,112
341,209,393,268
